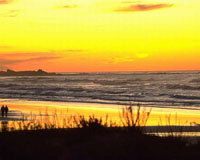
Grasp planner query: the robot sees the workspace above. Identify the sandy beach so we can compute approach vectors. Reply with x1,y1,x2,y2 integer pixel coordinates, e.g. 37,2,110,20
1,98,200,127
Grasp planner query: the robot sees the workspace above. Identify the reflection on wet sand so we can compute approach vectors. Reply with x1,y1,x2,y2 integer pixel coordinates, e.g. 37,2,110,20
0,110,25,121
0,100,200,133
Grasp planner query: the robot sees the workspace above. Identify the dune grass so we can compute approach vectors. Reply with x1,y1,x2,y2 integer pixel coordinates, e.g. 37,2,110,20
0,104,198,140
0,105,199,160
0,105,152,132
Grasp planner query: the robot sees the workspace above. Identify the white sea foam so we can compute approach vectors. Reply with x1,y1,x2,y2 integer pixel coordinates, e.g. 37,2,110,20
0,71,200,109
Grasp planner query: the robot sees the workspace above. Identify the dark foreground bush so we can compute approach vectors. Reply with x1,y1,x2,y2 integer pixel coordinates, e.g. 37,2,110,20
0,128,199,160
0,106,199,160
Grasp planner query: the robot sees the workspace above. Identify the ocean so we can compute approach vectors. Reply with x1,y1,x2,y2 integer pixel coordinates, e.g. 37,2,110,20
0,71,200,109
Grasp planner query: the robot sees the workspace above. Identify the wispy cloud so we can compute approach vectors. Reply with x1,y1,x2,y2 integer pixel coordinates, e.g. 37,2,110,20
0,56,60,64
0,0,13,5
0,9,20,17
0,53,61,69
0,51,59,57
107,56,134,64
57,5,79,9
25,56,61,62
115,3,173,12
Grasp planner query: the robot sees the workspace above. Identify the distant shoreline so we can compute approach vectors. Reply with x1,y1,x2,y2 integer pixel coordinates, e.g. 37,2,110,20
1,70,200,76
0,69,61,76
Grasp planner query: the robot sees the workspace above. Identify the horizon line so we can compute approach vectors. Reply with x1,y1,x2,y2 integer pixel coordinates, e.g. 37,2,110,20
1,69,200,73
56,69,200,73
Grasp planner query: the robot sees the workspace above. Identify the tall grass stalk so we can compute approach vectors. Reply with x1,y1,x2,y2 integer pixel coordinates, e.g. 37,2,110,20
0,110,117,131
119,104,151,133
157,113,191,138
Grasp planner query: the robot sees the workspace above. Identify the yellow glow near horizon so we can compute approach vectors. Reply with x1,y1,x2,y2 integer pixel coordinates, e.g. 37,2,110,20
0,0,200,72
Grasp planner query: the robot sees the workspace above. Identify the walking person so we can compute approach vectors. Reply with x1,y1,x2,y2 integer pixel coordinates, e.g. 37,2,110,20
5,105,8,117
1,105,5,117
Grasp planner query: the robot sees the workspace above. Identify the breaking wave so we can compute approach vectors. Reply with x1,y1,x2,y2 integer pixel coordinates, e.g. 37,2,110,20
0,71,200,108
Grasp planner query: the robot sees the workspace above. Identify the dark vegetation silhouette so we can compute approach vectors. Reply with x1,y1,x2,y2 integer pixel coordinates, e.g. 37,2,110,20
0,106,199,160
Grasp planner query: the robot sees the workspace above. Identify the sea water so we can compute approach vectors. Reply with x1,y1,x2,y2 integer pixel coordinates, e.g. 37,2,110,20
0,71,200,109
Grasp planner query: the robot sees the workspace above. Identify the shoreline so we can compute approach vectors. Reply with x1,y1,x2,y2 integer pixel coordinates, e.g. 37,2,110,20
0,98,200,126
1,97,200,110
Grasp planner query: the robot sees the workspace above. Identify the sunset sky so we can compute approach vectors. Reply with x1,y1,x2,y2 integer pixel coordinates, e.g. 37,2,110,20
0,0,199,72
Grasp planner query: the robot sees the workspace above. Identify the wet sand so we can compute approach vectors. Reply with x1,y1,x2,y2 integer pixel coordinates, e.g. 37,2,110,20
0,99,199,125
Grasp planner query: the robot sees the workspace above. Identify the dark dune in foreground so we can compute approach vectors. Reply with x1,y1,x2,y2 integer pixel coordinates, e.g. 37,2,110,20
0,128,199,160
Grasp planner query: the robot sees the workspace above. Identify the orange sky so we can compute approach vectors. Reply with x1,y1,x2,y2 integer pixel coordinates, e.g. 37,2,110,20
0,0,200,72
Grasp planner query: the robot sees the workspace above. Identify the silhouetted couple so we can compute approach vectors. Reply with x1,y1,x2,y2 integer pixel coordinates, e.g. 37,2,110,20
1,105,9,117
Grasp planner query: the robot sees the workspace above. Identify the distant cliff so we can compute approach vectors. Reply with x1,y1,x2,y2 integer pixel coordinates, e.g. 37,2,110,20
0,69,61,76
